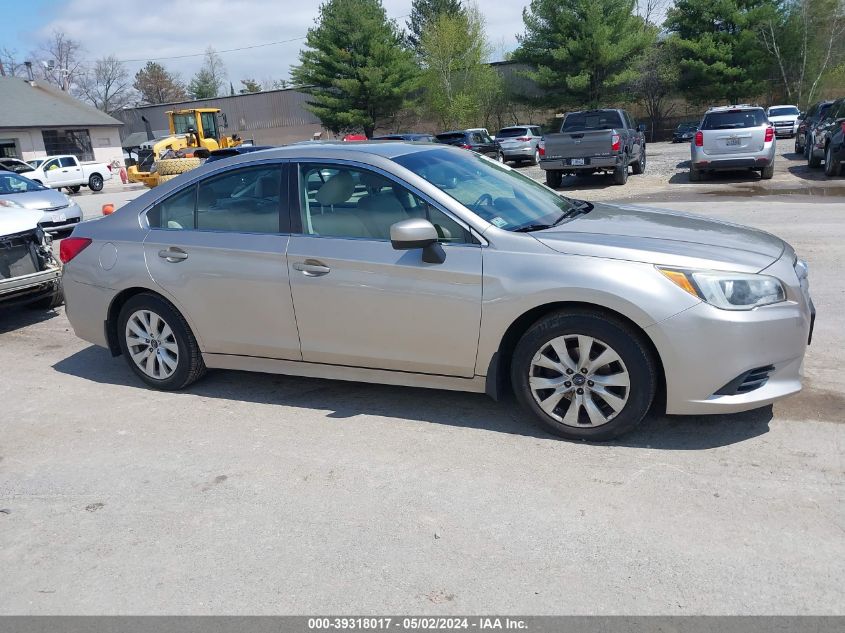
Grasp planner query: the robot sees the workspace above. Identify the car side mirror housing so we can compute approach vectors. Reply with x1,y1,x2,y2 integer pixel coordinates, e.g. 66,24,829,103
637,123,647,132
390,218,445,264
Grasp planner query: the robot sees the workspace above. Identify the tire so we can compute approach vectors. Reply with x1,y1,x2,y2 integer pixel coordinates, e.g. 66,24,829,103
689,165,701,182
631,149,646,175
803,134,811,159
88,173,104,191
794,138,801,154
612,157,628,185
824,144,842,177
530,148,540,166
156,157,202,176
808,146,822,168
117,293,206,390
68,185,81,194
497,152,505,163
510,310,657,441
26,283,63,310
158,174,179,183
760,163,774,180
545,169,562,188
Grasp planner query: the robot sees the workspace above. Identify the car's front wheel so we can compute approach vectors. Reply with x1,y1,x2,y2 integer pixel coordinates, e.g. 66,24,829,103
613,157,628,185
117,293,206,390
511,311,657,441
631,149,646,175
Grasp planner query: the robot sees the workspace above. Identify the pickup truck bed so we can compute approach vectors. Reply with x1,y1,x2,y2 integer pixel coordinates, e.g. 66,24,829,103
539,109,646,187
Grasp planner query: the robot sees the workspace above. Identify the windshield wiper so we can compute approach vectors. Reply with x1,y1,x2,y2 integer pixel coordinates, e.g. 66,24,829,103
513,201,594,232
513,223,554,232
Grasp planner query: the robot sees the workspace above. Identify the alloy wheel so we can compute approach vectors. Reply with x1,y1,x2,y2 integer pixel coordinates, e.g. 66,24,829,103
125,309,179,380
528,334,630,427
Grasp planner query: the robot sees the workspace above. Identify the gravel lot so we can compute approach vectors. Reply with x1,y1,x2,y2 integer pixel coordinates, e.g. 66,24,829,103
1,143,843,615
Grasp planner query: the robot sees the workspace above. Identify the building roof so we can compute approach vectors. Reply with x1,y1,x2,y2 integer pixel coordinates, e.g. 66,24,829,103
0,76,123,129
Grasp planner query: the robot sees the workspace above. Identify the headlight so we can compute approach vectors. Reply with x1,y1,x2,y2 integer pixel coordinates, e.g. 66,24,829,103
0,199,24,208
658,267,786,310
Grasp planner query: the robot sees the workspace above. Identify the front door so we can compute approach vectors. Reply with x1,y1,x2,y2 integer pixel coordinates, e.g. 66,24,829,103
286,162,483,377
42,158,71,187
142,162,301,360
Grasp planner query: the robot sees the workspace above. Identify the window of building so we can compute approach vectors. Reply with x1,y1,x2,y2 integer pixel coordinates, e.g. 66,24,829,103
41,129,94,161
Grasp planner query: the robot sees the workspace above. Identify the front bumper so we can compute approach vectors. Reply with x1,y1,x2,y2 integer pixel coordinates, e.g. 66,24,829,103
0,267,61,305
646,256,812,415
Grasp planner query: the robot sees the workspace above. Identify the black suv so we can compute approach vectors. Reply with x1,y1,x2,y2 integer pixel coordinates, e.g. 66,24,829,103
435,130,502,161
808,97,845,177
796,100,834,156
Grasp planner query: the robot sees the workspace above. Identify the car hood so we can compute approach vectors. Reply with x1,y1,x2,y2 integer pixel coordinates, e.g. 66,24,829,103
0,188,69,211
532,202,785,272
1,207,44,235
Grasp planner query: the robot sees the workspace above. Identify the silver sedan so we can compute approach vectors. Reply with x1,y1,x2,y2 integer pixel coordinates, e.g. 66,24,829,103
60,143,814,441
0,171,83,233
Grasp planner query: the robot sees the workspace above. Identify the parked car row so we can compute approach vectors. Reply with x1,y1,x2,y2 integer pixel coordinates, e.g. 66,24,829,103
804,97,845,177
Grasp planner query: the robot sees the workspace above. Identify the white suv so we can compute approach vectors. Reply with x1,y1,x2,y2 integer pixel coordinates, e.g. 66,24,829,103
767,105,801,138
690,105,776,181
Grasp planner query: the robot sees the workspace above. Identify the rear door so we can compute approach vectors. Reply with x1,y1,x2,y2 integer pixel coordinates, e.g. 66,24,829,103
142,161,301,360
701,109,767,154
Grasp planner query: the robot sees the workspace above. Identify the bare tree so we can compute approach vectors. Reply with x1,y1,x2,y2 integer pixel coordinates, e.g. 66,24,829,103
77,55,136,114
33,30,86,91
635,0,671,25
0,47,26,77
758,0,845,106
630,44,679,141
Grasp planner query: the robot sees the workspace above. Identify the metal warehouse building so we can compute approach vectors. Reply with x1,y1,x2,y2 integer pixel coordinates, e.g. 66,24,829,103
115,88,324,147
0,75,124,164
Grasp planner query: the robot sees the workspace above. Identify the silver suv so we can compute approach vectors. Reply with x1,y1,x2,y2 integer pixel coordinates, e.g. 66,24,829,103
690,106,776,181
61,143,813,441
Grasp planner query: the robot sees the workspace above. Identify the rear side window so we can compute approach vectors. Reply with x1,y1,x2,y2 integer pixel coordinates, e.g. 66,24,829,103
561,111,624,132
436,132,465,143
701,110,766,130
59,157,77,167
147,165,284,233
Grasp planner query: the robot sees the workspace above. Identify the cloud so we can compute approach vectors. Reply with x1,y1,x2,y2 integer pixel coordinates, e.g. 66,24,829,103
38,0,527,86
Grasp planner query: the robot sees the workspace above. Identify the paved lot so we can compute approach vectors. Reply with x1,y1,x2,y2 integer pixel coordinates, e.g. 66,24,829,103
1,144,843,614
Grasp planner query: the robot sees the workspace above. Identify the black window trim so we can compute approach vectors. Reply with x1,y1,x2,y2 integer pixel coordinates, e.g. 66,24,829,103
289,158,485,247
141,159,291,235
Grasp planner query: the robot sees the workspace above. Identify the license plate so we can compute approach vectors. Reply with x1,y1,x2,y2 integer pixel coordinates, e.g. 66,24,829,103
726,138,741,146
570,158,585,166
58,214,66,222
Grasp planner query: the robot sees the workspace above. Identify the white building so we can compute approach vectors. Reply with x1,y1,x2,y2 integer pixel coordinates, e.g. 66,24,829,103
0,75,123,164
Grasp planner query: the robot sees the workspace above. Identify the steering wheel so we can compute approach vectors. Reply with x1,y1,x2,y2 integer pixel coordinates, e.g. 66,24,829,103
473,193,494,207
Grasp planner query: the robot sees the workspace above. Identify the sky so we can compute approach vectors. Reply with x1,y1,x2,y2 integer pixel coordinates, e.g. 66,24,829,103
1,0,529,87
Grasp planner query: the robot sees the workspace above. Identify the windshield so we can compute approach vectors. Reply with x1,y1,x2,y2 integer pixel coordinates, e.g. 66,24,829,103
172,113,197,134
677,123,697,132
0,172,46,194
701,110,766,130
28,159,45,168
1,160,33,174
393,148,574,231
561,111,623,132
768,106,799,117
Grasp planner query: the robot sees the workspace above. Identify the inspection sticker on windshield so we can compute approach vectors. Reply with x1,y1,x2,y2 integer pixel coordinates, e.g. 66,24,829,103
491,217,508,228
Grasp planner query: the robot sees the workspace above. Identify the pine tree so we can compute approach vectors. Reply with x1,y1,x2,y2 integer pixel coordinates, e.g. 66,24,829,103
515,0,656,107
406,0,465,54
291,0,419,137
665,0,773,104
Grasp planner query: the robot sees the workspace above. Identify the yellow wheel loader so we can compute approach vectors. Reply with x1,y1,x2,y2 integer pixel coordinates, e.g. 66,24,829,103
127,108,242,188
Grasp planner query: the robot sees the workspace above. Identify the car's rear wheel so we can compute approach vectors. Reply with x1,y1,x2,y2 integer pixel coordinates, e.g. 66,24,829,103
511,311,656,441
760,163,774,179
613,157,628,185
824,144,842,177
545,169,562,188
68,185,81,194
531,148,540,165
88,173,104,191
631,149,646,175
794,137,801,154
808,146,822,168
117,293,206,390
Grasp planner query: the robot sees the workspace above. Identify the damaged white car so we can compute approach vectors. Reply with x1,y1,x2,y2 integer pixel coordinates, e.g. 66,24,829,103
0,201,63,310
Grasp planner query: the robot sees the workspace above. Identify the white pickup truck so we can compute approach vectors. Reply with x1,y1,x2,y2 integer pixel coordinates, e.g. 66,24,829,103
26,155,113,192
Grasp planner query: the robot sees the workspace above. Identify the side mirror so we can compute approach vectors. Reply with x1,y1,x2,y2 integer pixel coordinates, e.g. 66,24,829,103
637,123,647,132
390,218,445,264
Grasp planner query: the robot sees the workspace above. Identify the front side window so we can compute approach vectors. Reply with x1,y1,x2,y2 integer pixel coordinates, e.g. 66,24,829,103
147,165,283,233
297,163,468,243
200,112,219,140
43,159,60,171
172,114,197,134
393,148,579,232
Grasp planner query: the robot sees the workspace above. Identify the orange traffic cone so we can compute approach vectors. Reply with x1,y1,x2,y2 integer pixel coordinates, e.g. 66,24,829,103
102,203,115,215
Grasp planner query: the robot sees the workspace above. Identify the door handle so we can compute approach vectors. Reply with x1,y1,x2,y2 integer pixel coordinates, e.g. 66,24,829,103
293,260,331,277
158,247,188,262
